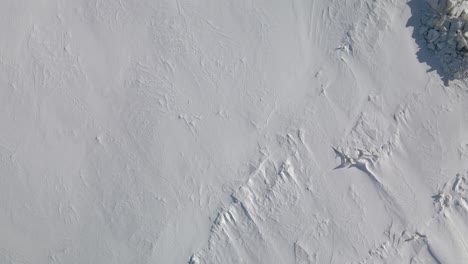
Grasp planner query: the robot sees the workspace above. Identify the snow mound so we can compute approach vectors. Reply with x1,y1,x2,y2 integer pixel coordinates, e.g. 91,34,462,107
421,0,468,79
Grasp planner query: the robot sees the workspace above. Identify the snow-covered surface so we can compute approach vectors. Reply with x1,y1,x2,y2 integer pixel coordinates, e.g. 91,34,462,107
0,0,467,263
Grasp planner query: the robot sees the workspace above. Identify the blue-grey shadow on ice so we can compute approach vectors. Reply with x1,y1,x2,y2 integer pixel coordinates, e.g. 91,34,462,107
406,0,450,85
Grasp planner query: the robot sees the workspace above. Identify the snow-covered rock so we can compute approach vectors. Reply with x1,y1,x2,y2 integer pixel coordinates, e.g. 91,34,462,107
422,0,468,79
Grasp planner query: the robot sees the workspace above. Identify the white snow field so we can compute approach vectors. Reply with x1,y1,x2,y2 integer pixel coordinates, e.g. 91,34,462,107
0,0,467,263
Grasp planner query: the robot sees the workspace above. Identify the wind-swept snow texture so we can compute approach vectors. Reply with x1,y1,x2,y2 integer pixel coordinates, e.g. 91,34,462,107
0,0,467,264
